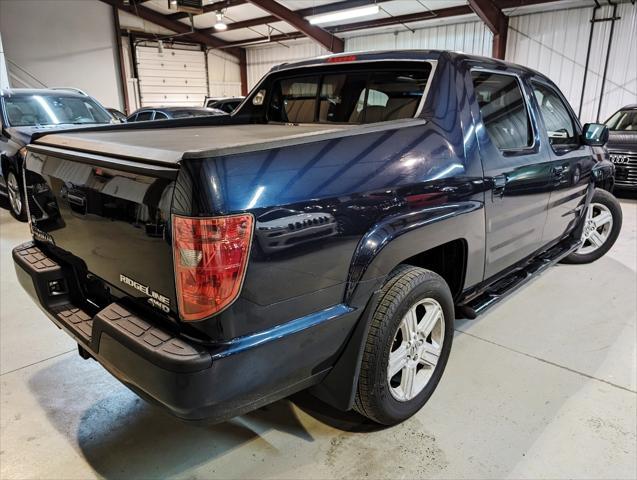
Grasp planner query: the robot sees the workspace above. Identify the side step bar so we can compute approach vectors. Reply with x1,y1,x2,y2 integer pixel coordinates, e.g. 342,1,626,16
457,238,581,319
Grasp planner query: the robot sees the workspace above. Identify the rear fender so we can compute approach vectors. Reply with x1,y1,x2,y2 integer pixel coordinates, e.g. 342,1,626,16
346,200,485,308
311,201,485,410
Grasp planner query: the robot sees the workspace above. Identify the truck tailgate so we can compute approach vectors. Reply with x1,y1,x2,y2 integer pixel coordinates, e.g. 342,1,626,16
24,146,179,317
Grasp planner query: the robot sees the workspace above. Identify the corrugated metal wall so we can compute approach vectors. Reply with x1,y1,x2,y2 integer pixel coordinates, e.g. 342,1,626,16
207,49,242,98
246,40,329,90
245,4,636,121
507,2,636,122
345,21,492,55
245,21,492,90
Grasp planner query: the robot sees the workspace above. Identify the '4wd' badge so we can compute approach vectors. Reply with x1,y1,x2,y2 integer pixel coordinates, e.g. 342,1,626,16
119,274,171,313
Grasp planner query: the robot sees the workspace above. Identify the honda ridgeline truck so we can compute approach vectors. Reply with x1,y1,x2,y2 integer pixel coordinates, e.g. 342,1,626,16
13,51,620,426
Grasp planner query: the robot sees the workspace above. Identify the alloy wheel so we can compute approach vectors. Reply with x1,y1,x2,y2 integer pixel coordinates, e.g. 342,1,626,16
578,202,613,255
387,298,445,402
7,172,22,217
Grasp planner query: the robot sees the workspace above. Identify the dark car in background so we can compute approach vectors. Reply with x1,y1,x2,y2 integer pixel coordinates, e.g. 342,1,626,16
605,104,637,190
0,88,113,220
127,106,226,122
204,96,244,113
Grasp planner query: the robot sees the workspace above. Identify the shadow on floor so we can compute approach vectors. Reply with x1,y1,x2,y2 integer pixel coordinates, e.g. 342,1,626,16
26,355,384,479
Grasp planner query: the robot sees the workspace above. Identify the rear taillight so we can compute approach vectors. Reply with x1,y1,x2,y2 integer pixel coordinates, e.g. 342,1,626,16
172,214,253,321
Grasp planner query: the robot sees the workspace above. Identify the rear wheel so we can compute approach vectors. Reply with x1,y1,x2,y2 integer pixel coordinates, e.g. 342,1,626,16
6,169,27,222
354,266,454,425
562,189,622,264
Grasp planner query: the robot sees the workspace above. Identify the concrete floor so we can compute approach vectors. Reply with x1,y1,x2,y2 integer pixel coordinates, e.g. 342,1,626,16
1,198,635,480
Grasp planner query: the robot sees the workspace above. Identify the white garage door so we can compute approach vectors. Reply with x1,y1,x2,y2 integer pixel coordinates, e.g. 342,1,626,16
136,45,207,108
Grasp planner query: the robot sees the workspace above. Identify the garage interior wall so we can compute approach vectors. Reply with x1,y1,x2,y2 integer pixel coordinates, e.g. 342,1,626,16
507,2,637,123
245,3,636,121
246,41,330,91
245,20,492,91
0,0,123,110
345,20,493,57
207,50,242,98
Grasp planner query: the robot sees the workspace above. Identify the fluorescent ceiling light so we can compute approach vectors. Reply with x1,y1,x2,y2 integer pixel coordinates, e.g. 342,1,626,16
308,5,380,25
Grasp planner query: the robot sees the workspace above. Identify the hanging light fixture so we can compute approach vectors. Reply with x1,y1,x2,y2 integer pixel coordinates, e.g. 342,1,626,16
214,11,228,31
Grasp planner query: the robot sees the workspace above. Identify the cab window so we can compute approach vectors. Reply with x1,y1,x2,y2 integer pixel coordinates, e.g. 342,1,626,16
267,65,431,124
532,82,578,149
471,71,533,151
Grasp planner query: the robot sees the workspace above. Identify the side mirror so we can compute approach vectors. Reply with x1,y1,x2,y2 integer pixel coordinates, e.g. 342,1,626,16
582,123,609,146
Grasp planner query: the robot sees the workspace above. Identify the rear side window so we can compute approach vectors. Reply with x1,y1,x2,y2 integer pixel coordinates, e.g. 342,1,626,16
135,111,153,121
532,82,578,148
154,111,169,120
471,71,533,151
268,66,431,124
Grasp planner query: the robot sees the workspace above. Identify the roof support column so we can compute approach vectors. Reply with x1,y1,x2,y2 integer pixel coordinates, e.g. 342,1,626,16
468,0,509,59
239,49,248,96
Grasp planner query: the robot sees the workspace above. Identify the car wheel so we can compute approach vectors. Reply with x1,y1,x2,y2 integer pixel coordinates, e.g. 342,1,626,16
562,189,622,264
6,169,27,221
354,265,454,425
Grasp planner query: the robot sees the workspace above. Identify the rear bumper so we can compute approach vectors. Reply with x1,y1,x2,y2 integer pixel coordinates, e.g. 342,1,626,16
13,241,359,421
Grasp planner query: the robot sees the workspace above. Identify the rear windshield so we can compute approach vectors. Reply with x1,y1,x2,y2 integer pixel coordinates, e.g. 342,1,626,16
606,109,637,131
3,94,112,127
267,64,432,124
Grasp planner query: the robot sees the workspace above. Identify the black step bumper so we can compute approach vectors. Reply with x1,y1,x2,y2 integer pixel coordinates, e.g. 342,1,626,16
13,241,356,421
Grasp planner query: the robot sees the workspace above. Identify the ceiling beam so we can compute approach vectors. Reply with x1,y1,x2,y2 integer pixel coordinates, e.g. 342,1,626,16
201,0,393,34
468,0,508,58
101,0,244,58
495,0,560,8
219,4,475,47
329,5,473,34
246,0,344,53
167,0,247,21
200,0,561,35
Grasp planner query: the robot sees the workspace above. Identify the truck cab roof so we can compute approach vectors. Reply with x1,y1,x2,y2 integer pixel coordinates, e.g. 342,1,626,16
27,50,550,166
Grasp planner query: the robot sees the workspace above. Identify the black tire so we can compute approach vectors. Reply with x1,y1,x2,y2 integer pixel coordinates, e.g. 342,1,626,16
6,167,27,222
354,265,454,425
562,188,622,264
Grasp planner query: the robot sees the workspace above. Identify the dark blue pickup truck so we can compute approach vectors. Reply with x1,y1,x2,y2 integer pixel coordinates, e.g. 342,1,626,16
13,50,621,426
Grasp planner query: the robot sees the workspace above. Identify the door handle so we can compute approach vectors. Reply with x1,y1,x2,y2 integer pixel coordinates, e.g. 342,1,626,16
552,166,565,179
492,174,507,199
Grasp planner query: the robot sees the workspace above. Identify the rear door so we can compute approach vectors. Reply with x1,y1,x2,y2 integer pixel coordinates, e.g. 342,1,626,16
529,80,593,244
471,69,553,279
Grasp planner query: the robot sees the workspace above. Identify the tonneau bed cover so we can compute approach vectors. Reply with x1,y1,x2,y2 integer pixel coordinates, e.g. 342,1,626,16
31,123,352,165
30,118,425,165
